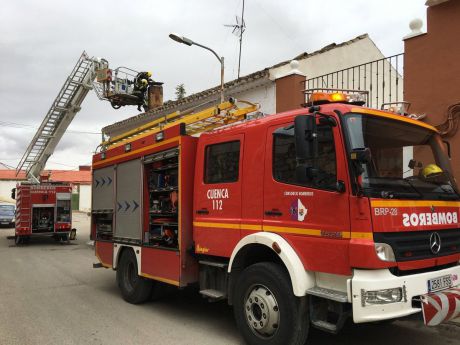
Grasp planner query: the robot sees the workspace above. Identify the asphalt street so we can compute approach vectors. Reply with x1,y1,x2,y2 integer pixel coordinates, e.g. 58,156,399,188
0,213,459,345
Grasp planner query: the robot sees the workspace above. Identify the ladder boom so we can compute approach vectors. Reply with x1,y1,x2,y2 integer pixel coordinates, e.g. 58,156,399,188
16,51,108,181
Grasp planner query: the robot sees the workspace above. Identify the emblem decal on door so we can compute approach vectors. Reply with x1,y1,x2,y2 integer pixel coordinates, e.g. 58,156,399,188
289,199,308,221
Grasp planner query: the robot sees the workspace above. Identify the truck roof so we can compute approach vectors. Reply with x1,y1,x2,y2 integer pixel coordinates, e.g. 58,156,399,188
200,103,438,137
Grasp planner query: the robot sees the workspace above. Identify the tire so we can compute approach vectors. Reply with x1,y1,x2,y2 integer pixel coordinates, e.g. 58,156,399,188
15,235,23,245
62,233,70,243
116,249,153,304
233,262,309,345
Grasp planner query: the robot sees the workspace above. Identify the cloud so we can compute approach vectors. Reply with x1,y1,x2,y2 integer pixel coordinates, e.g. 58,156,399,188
0,0,426,170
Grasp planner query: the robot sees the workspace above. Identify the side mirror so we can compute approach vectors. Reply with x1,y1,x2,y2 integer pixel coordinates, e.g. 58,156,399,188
336,180,346,193
295,115,318,184
350,147,372,164
294,115,317,161
11,188,16,200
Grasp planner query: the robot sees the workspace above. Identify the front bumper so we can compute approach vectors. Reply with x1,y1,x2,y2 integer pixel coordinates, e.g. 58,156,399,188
350,265,460,323
0,219,14,226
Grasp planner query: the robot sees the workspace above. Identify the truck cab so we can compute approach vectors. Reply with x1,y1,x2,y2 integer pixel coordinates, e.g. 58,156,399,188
93,95,460,345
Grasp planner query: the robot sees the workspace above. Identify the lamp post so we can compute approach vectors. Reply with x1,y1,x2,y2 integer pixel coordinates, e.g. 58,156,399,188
169,33,225,103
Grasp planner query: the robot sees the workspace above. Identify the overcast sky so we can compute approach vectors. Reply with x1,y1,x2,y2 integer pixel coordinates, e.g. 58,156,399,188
0,0,427,171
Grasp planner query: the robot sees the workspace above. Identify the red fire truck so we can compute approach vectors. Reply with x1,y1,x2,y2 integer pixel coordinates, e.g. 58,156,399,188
12,181,73,244
93,94,460,345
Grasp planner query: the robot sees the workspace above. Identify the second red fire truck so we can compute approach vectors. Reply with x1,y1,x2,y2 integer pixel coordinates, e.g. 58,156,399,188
93,94,460,345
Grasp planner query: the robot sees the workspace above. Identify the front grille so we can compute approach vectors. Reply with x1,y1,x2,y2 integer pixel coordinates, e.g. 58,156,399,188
390,262,457,277
374,228,460,262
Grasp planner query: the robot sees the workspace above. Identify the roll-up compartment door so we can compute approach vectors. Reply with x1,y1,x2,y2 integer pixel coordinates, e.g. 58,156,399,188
92,166,115,212
115,159,142,240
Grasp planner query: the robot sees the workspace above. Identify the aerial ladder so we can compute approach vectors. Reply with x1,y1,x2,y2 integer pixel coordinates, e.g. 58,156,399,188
16,51,108,182
12,51,157,244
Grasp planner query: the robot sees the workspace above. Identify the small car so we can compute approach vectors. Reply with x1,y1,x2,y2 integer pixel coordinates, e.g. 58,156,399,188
0,204,15,227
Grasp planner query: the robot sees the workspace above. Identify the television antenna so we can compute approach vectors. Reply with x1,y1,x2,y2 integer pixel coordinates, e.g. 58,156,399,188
224,0,246,78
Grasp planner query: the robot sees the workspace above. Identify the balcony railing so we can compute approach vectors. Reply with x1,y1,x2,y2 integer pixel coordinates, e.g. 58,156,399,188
303,53,404,109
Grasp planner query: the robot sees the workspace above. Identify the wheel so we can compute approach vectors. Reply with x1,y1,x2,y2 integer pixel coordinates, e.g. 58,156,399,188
62,233,70,243
233,262,309,345
111,102,122,109
69,228,77,240
116,249,153,304
15,235,23,245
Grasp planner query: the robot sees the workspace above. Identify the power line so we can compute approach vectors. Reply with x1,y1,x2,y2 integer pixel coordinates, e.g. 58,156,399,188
0,120,101,135
252,0,305,53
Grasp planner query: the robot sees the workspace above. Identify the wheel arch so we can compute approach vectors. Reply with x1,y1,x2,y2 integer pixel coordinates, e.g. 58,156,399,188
228,232,315,300
113,244,142,274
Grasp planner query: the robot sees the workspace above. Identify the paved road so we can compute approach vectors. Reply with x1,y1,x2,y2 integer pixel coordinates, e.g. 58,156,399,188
0,213,459,345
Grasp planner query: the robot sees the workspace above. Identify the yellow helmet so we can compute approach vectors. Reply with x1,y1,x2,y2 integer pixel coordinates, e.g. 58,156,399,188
147,71,152,78
141,79,148,85
421,164,443,179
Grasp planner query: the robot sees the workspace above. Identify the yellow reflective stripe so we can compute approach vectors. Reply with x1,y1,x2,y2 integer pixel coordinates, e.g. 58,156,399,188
351,108,438,132
140,272,180,286
350,232,373,239
194,221,370,239
93,137,179,167
241,224,263,231
193,221,241,229
371,200,460,208
262,225,322,236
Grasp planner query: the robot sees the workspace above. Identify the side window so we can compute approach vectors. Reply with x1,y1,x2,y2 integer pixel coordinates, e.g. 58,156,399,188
205,141,240,183
273,124,337,190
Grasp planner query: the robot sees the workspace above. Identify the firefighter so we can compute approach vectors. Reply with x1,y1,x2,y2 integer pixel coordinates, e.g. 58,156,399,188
420,163,444,180
132,71,153,111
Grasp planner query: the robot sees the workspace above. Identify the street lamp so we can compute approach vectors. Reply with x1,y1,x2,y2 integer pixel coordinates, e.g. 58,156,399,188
169,33,225,103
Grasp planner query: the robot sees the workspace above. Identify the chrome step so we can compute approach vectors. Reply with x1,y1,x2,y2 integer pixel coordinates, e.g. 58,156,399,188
306,286,348,303
199,260,228,269
199,289,226,300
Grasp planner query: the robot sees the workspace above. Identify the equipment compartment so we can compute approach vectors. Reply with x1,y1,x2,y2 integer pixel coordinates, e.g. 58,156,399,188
144,148,179,249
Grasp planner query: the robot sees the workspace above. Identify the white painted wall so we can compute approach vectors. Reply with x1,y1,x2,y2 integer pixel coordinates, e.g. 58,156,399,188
271,36,385,79
230,83,276,115
270,36,403,109
0,180,22,203
79,184,92,212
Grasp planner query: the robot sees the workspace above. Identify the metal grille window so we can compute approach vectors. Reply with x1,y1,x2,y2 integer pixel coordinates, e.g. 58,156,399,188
205,141,240,183
273,125,337,190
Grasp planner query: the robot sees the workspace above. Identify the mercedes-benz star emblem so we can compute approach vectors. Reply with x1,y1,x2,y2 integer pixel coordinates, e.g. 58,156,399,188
430,232,442,255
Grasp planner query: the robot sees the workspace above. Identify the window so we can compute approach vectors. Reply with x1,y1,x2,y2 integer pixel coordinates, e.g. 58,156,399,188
56,200,71,222
273,124,337,190
205,141,240,183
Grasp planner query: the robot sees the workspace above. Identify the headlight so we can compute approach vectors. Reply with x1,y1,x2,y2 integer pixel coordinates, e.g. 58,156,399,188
374,243,396,262
361,287,405,307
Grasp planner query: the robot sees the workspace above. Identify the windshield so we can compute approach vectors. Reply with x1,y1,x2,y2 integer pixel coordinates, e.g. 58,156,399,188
343,113,459,200
0,205,15,216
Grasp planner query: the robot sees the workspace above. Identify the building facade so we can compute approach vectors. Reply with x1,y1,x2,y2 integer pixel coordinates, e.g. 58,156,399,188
103,34,394,139
404,0,460,183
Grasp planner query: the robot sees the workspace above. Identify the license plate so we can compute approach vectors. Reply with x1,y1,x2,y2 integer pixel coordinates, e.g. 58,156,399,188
1,222,9,224
427,275,452,292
